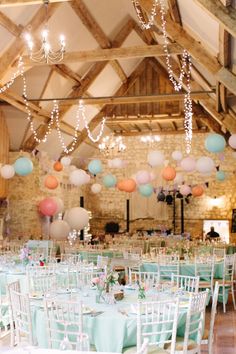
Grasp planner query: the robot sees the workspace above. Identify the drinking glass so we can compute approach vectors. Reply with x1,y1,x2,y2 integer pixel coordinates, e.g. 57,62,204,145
76,333,90,351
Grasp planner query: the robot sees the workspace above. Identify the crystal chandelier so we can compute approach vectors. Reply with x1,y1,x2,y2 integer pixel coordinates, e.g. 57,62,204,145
98,134,126,156
25,0,66,64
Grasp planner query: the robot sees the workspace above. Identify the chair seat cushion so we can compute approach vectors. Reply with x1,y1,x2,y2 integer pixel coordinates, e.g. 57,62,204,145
123,345,169,354
165,337,197,351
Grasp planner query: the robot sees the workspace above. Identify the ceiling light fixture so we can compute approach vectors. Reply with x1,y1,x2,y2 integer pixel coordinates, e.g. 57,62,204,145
25,0,66,64
98,133,126,156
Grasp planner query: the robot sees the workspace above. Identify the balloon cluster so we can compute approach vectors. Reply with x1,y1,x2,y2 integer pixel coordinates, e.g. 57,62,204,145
1,157,33,180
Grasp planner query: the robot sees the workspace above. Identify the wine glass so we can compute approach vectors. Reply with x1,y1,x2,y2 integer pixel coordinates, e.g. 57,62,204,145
76,333,90,351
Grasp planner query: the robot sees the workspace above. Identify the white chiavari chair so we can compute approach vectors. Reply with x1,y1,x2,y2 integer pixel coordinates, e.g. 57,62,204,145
8,283,35,346
0,283,10,340
213,247,225,258
44,298,89,350
171,274,199,293
194,255,215,295
166,290,209,354
137,338,149,354
26,265,57,296
128,269,160,288
61,253,81,265
97,255,109,269
201,282,219,354
7,280,21,346
217,254,236,312
158,254,180,281
124,298,179,354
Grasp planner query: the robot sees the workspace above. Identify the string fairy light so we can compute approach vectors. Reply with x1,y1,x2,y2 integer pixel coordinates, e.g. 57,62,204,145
0,56,24,94
132,0,193,153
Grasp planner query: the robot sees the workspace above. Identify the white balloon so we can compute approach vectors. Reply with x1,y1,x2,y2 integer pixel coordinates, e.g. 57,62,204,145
172,151,183,161
229,134,236,149
108,158,125,169
174,173,184,185
91,183,102,194
180,184,191,196
147,151,165,167
136,170,151,185
196,156,215,174
50,220,70,240
65,207,89,230
1,165,15,179
51,197,64,214
69,169,89,186
180,157,196,172
61,156,71,167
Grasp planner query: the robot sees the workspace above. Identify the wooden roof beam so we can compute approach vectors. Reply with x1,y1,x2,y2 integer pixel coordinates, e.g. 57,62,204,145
114,129,208,137
21,43,183,66
70,0,127,82
0,0,70,6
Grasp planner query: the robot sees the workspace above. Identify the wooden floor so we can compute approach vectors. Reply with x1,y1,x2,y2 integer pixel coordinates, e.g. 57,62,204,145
204,299,236,354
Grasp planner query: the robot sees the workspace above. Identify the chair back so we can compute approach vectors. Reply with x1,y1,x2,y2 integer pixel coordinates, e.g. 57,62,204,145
194,256,215,291
213,248,225,258
158,255,180,280
26,265,57,295
97,255,109,269
223,254,235,283
8,286,34,346
129,270,159,288
137,298,179,354
44,298,84,349
171,274,199,293
183,290,209,353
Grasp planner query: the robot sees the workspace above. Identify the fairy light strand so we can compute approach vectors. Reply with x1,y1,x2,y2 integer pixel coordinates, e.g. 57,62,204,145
0,56,24,94
132,0,193,153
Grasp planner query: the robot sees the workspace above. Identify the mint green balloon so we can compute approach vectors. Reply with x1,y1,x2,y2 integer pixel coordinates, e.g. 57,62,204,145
138,184,153,197
14,157,33,176
216,171,226,181
88,159,102,175
103,174,117,188
205,134,226,153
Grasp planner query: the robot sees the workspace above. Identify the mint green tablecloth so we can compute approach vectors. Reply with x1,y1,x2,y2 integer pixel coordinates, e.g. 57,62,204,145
30,290,188,352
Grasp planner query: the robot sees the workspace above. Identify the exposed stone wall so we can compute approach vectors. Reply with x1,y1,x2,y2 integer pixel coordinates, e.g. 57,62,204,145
6,133,236,242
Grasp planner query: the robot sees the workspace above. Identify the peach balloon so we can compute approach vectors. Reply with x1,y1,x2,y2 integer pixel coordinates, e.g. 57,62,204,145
122,179,136,193
53,161,63,172
162,166,176,181
192,185,204,197
44,175,59,190
117,181,125,191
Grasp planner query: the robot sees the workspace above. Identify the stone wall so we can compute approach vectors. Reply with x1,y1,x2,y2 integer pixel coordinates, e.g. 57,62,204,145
6,133,236,242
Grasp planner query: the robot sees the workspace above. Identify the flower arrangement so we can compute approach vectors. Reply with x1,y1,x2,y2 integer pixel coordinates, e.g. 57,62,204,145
19,246,30,265
137,281,148,300
92,269,119,303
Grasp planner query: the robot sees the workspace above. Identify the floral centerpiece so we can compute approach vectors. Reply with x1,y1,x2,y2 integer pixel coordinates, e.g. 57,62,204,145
19,246,31,265
92,268,119,303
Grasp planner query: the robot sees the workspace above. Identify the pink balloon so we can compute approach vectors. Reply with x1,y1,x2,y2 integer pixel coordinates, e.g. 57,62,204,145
180,157,196,172
136,170,151,185
180,184,191,196
39,197,57,216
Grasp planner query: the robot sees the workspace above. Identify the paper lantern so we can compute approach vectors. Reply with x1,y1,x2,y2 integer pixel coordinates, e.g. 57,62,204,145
39,198,57,216
138,184,153,197
205,133,226,153
108,158,125,169
136,170,151,185
147,151,165,167
122,179,136,193
91,183,102,194
117,180,125,191
50,220,70,240
69,169,89,186
61,156,71,167
180,157,196,172
103,174,117,188
53,161,63,172
44,175,59,190
229,134,236,149
51,197,64,214
172,151,183,161
162,166,176,181
179,184,191,196
192,185,204,197
88,159,102,175
196,156,215,174
216,170,226,181
64,207,89,230
14,157,33,176
1,165,15,179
